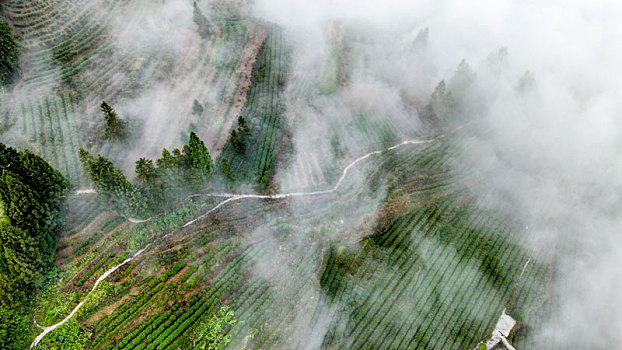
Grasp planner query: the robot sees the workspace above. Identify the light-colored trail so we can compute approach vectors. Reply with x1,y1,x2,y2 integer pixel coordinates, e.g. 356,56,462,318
183,136,442,227
31,135,440,348
517,256,532,282
75,189,96,195
30,247,147,349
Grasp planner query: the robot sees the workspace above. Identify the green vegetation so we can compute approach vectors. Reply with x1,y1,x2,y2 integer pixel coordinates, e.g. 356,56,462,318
34,319,89,350
0,19,20,85
219,30,292,190
7,90,83,186
80,131,214,217
192,305,237,350
228,116,250,155
0,143,68,349
220,157,234,181
0,3,556,350
79,149,148,218
192,99,205,116
101,101,128,140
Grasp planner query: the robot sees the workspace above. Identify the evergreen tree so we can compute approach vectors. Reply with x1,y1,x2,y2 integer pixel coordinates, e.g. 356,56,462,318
229,129,246,154
0,143,67,349
80,149,147,218
192,99,205,115
237,116,249,134
0,19,20,85
101,101,128,140
422,80,455,126
220,157,234,180
193,2,212,38
135,157,156,184
449,59,476,100
183,131,214,189
156,147,186,187
135,157,168,211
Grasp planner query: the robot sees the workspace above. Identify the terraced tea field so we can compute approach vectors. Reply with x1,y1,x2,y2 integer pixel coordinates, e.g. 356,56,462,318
0,1,563,349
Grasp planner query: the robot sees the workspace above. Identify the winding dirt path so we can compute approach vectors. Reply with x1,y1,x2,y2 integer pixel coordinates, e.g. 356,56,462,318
30,135,441,348
31,247,148,349
182,137,443,227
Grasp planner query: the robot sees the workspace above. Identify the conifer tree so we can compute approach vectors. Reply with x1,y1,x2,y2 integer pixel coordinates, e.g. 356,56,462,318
192,99,205,115
183,131,214,189
135,158,156,184
80,149,147,217
193,2,212,38
0,143,67,349
220,157,234,180
0,19,20,85
229,129,246,154
101,101,128,140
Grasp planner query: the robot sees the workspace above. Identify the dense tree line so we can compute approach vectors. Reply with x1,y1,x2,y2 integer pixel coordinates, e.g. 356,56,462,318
81,131,214,218
0,19,20,85
79,149,147,218
0,143,68,349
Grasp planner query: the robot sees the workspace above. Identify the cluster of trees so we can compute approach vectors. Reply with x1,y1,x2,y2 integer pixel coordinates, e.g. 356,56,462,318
79,149,147,218
0,143,69,349
421,80,456,126
229,116,249,154
420,59,476,129
0,19,20,85
81,131,214,218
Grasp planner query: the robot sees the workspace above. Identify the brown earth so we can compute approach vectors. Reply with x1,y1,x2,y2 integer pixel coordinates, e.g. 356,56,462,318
212,24,268,158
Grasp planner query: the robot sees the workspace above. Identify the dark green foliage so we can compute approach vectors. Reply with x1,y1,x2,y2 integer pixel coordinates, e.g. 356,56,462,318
79,149,147,218
227,116,250,155
135,158,156,185
0,303,30,350
82,132,213,216
192,99,205,115
157,148,186,178
319,244,364,299
229,129,246,154
0,143,68,349
136,157,168,210
0,19,19,85
183,131,215,189
156,132,214,190
220,157,234,180
237,116,249,134
101,101,128,140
